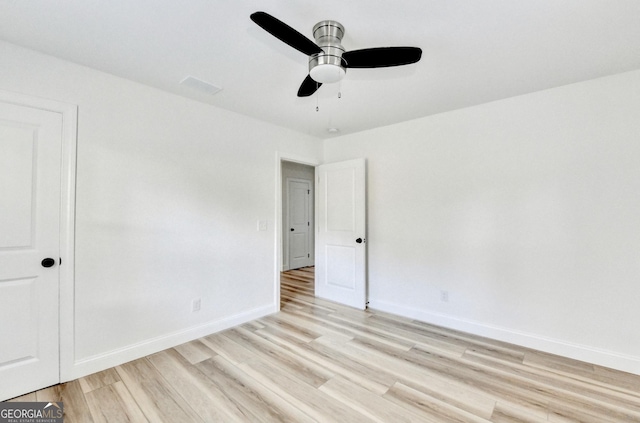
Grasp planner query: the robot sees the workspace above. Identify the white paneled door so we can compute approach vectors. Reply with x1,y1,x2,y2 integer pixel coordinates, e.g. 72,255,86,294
287,178,312,270
316,159,367,309
0,101,62,400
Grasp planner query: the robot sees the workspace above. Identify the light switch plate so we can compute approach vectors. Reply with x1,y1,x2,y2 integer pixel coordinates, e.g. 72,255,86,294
258,220,267,231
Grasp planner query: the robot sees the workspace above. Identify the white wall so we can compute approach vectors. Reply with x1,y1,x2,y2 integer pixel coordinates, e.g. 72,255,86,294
0,40,322,378
324,69,640,374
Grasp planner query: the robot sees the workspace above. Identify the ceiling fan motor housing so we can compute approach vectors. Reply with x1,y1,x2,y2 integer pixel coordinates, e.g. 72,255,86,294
309,20,346,83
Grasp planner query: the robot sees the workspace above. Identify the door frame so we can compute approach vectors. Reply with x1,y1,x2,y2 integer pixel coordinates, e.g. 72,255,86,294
0,90,78,383
275,153,319,311
285,177,313,271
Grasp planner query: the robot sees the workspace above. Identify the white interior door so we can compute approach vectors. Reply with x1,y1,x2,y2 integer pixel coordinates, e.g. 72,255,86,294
0,101,62,400
316,158,366,309
287,178,312,270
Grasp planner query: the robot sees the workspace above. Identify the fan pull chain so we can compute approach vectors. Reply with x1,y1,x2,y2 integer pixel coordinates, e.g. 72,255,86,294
316,90,319,112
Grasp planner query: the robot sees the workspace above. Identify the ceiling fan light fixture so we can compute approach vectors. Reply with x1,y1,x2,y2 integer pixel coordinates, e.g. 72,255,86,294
309,20,346,84
310,63,346,83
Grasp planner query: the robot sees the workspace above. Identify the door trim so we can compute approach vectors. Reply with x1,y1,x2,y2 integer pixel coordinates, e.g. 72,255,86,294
0,90,78,383
275,153,319,311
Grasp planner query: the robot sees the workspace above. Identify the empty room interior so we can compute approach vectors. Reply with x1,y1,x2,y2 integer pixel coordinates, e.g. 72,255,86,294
1,1,640,421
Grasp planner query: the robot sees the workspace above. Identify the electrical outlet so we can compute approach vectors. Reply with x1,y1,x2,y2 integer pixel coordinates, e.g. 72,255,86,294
440,290,449,303
257,220,267,231
192,298,201,312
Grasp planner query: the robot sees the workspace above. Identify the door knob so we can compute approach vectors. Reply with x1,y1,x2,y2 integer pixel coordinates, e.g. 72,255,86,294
356,238,364,244
290,228,294,231
41,258,56,268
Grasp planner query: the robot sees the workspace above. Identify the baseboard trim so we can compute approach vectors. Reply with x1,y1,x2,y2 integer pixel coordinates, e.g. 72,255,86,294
66,304,276,381
368,299,640,376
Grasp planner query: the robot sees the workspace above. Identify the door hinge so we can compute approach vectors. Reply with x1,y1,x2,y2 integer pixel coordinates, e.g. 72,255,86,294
307,189,310,194
308,253,310,258
59,257,62,265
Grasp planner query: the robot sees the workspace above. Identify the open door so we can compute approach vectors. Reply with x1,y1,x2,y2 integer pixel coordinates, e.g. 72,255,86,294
315,158,366,309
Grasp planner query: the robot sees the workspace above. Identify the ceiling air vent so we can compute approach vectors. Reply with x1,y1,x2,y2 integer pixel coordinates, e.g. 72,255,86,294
179,76,222,96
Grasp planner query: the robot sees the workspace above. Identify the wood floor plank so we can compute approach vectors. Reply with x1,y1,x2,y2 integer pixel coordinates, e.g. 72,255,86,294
281,293,336,314
195,355,316,423
490,401,549,423
147,349,249,422
524,349,596,376
463,348,640,419
368,313,527,364
546,398,636,423
35,380,94,423
293,307,416,352
269,307,351,339
84,381,148,423
330,336,498,419
407,344,550,418
173,339,217,364
238,357,372,423
319,376,429,422
243,320,266,331
200,331,256,365
383,382,493,423
222,326,335,388
259,313,324,343
257,324,396,395
323,312,419,351
592,364,640,393
115,358,203,423
79,368,121,394
353,312,469,357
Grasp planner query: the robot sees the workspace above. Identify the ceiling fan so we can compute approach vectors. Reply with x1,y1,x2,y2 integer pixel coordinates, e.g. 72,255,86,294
250,11,422,97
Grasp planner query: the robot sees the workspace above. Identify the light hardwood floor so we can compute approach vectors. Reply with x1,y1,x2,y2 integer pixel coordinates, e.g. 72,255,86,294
7,267,640,422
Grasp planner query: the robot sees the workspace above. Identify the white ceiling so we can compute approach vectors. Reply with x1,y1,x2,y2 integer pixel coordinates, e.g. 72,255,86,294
1,0,639,138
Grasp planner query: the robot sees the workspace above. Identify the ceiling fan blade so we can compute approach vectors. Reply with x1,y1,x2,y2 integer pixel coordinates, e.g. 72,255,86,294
251,11,323,56
343,47,422,68
297,75,322,97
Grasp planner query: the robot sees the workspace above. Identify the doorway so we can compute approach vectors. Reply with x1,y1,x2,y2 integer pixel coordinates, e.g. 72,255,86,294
277,157,367,311
280,160,316,304
281,161,315,271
